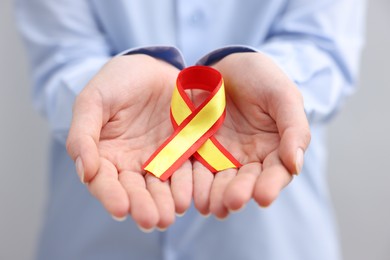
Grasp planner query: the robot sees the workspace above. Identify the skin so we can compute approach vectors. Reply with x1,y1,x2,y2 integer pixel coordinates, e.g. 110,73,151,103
66,52,311,231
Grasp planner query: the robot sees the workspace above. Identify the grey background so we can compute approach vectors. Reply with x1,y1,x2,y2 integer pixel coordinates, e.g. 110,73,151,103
0,0,389,259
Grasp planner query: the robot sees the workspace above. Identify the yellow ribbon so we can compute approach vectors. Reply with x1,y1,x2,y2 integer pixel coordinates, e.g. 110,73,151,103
143,66,241,180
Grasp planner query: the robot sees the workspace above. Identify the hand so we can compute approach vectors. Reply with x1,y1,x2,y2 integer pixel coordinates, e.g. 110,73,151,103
66,55,193,231
192,52,311,218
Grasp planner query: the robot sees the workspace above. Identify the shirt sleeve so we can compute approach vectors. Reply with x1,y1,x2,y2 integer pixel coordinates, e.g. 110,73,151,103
198,0,366,124
14,0,111,143
14,1,185,144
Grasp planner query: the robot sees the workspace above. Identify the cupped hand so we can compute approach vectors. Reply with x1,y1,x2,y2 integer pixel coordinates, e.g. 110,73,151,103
66,52,311,228
66,54,193,231
192,52,311,218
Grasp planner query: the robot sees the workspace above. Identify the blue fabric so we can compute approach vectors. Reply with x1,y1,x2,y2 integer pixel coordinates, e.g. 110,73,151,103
15,0,365,259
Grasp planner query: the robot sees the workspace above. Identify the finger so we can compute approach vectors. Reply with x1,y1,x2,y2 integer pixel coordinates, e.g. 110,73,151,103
209,168,237,219
193,161,214,216
279,124,311,175
270,83,311,175
170,160,193,215
119,170,159,231
66,89,107,183
253,150,293,207
223,162,261,212
87,158,129,219
145,173,175,230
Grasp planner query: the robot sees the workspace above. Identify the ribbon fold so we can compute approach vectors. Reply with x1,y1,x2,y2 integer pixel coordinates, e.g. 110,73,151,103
143,66,241,181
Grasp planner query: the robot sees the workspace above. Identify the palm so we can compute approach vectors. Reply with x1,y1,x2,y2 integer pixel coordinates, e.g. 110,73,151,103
192,52,310,218
191,86,281,218
98,81,173,174
67,55,196,230
96,79,194,230
217,89,280,165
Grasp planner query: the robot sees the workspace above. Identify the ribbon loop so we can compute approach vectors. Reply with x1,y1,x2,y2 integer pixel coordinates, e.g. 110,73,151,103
143,66,241,181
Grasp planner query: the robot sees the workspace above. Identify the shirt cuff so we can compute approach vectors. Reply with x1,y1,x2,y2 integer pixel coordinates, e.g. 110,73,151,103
196,45,257,66
119,46,186,70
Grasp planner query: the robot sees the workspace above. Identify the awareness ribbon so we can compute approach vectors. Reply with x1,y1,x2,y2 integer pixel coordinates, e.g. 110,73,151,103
143,66,241,181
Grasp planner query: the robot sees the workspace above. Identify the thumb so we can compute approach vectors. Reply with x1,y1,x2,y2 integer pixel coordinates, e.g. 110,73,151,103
66,89,105,183
279,124,311,175
271,84,311,175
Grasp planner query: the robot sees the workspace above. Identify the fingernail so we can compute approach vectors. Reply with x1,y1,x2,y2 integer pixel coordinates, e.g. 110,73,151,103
295,148,304,175
157,227,168,232
75,157,85,184
138,225,155,233
200,212,211,218
176,211,187,217
228,205,245,213
112,215,127,222
215,215,228,221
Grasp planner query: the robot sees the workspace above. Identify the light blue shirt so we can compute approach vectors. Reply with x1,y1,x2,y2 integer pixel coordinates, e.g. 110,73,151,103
15,1,365,259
